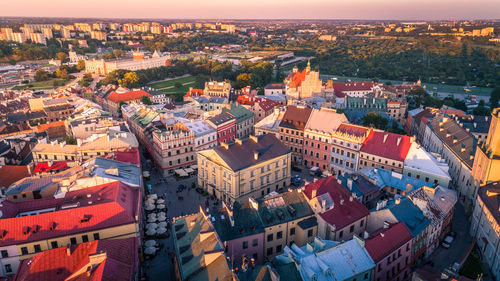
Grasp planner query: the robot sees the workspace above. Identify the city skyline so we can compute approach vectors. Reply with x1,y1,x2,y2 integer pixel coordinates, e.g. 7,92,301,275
2,0,500,20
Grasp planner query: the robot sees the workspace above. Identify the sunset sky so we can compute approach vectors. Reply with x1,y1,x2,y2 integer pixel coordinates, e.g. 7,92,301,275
2,0,500,20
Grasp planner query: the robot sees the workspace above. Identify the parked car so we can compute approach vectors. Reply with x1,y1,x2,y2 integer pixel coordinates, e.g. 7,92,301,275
292,177,302,186
442,235,454,249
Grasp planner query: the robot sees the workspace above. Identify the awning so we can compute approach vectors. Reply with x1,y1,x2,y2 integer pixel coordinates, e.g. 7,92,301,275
175,169,188,177
191,165,198,170
184,168,194,173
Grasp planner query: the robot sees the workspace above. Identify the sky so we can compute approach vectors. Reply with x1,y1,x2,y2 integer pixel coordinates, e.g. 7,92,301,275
2,0,500,20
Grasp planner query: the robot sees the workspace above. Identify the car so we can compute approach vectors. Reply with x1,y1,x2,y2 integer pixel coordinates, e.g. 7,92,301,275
292,177,302,186
291,166,302,172
442,235,454,249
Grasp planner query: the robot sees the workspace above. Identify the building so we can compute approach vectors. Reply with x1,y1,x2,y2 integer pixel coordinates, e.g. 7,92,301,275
337,173,381,209
171,208,235,281
106,88,152,116
332,82,378,98
359,131,413,173
284,62,323,100
0,181,141,277
330,123,371,175
472,108,500,187
181,119,217,151
197,134,291,203
279,105,313,163
152,118,196,175
204,81,232,98
254,107,286,138
358,167,434,197
207,112,236,145
364,222,414,281
274,236,375,281
65,117,126,139
422,115,476,209
470,181,500,280
84,50,169,75
304,176,369,242
236,95,279,123
367,198,430,264
264,83,284,97
255,190,318,260
404,142,452,188
12,238,138,281
32,131,138,165
222,103,255,139
210,201,265,267
303,108,348,171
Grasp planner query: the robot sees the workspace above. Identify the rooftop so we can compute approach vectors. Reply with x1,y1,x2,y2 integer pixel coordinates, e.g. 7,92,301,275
364,222,413,263
208,112,236,126
477,181,500,228
279,105,313,131
210,201,264,242
304,108,348,134
359,167,434,192
222,103,254,123
404,142,451,180
256,189,315,228
107,89,152,103
360,131,413,162
0,165,31,189
389,198,430,237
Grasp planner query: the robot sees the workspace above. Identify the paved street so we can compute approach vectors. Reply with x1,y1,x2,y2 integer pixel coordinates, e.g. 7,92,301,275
424,203,473,270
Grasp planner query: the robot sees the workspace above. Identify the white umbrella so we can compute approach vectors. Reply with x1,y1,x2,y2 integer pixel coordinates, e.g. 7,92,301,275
144,247,157,255
144,240,157,247
145,204,155,211
147,194,158,200
157,216,166,222
145,199,156,205
157,227,167,234
156,212,166,217
156,204,166,210
148,213,157,219
147,217,157,223
146,229,156,236
157,199,165,204
158,222,168,228
147,223,158,230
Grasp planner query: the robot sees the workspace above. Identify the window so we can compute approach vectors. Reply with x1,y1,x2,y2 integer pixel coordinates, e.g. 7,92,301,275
308,229,313,237
21,247,28,255
290,227,296,235
34,244,41,253
360,220,364,227
5,264,12,273
267,234,273,242
82,235,89,243
93,233,100,240
1,250,8,258
252,239,258,247
51,241,58,248
267,247,273,256
276,245,282,253
70,237,77,245
350,225,355,233
277,231,283,239
339,231,343,239
243,241,248,249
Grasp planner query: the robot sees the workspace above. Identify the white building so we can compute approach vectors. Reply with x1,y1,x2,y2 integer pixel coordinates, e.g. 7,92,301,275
181,119,217,151
403,142,452,188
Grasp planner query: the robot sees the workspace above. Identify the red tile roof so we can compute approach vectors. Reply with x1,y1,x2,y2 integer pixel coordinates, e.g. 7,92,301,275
287,69,309,88
32,161,69,174
184,89,204,98
364,222,413,263
258,98,279,112
36,121,65,133
0,165,30,188
303,177,369,230
107,90,151,103
106,148,141,166
360,131,412,162
14,237,138,281
0,181,140,247
337,124,370,137
279,105,313,131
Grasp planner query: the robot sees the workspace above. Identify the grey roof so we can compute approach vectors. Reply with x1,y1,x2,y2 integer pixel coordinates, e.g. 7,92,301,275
93,157,142,187
256,189,314,227
210,202,264,242
210,134,290,171
208,112,235,126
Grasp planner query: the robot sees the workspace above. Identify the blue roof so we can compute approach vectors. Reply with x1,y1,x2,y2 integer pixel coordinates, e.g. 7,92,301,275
389,198,430,237
359,167,434,192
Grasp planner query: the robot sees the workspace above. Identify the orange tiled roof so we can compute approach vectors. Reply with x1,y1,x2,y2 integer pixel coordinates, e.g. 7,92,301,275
37,121,65,132
107,90,151,103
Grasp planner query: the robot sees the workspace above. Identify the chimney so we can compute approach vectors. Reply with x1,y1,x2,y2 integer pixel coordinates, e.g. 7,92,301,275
249,135,258,143
253,151,259,160
311,189,317,198
383,221,390,229
235,138,242,145
397,137,401,146
220,142,229,150
77,139,82,147
66,245,71,256
383,134,388,143
395,197,400,205
347,179,353,190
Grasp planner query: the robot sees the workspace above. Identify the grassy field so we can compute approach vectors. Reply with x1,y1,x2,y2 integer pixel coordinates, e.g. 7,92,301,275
148,76,196,101
11,79,69,90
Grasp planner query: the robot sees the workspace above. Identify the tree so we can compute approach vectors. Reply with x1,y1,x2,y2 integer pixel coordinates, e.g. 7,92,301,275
141,95,152,105
79,73,93,87
59,68,69,80
473,100,491,116
362,113,388,130
102,52,114,60
120,72,139,88
113,49,124,58
236,73,252,89
76,60,85,71
64,135,77,145
490,87,500,110
34,69,49,81
56,52,68,63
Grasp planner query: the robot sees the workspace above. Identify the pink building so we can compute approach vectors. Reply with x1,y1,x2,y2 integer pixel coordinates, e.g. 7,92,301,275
207,112,236,144
364,222,414,281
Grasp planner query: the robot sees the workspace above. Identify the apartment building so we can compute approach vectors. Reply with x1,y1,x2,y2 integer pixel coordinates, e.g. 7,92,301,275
207,112,236,145
330,124,371,175
0,181,141,277
303,176,369,242
203,80,232,98
278,105,312,164
197,134,291,204
222,103,255,139
303,108,348,171
254,107,285,138
105,88,152,116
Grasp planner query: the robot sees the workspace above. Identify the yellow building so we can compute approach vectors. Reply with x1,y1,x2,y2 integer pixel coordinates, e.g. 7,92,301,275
197,134,291,203
0,181,141,277
284,61,323,100
472,108,500,186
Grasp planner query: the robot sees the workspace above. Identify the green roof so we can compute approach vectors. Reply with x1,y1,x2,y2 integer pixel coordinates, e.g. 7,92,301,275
210,202,264,242
222,103,254,123
346,97,387,110
256,190,314,227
